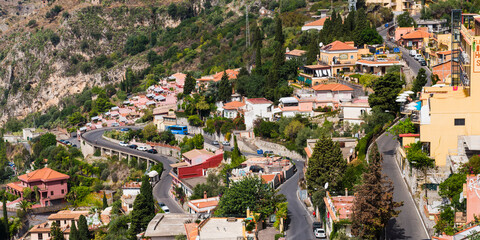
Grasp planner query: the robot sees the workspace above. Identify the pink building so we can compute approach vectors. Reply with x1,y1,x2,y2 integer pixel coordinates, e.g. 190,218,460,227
466,175,480,223
6,168,70,206
395,27,415,42
311,83,354,108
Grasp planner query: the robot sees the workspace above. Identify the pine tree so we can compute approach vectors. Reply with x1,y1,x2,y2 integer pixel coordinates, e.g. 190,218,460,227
305,136,347,193
50,222,65,240
70,222,79,240
77,215,90,240
345,10,356,34
412,68,427,94
102,192,108,210
232,136,241,160
218,72,232,103
351,144,403,239
353,8,368,46
183,73,196,95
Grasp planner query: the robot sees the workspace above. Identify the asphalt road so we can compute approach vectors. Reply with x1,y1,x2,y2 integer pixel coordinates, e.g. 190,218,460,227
378,24,432,86
279,160,315,240
81,127,184,213
377,133,430,240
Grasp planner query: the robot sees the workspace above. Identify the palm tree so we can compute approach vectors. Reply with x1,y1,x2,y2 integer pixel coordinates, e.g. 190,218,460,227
18,200,32,217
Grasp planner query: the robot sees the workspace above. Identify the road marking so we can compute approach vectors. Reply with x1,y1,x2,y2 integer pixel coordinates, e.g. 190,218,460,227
378,131,431,239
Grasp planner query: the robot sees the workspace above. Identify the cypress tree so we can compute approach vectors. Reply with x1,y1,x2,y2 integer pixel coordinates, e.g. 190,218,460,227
70,222,79,240
274,16,284,45
353,8,368,46
128,176,155,239
77,215,90,240
253,23,263,72
102,192,108,210
183,73,196,95
306,34,318,65
218,72,232,103
51,222,65,240
3,194,8,240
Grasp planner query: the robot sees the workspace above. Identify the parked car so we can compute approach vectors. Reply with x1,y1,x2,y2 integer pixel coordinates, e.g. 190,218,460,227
147,149,158,154
222,141,230,146
158,202,166,208
161,206,170,214
111,122,120,127
137,146,149,151
212,140,219,145
120,128,130,132
264,150,274,154
419,60,427,66
119,141,129,147
128,144,138,149
314,228,326,239
414,54,423,60
71,144,77,148
257,149,264,154
409,50,417,56
312,222,322,231
59,139,66,143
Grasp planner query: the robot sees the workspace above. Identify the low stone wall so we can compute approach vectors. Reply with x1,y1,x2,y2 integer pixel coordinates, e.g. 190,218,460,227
147,142,181,159
254,139,305,161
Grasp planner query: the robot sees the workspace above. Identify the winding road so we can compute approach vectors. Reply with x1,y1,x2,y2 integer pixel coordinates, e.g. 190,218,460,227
81,127,183,213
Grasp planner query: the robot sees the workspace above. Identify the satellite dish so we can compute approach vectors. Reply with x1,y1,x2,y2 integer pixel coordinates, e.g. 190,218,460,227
319,42,324,47
324,182,329,190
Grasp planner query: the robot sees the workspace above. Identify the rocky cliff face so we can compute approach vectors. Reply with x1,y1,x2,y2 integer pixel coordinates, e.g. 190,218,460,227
0,0,183,123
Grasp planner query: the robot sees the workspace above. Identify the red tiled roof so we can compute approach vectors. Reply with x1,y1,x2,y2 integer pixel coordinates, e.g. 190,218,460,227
398,133,420,137
401,30,431,40
286,49,306,57
311,83,353,92
261,174,277,183
356,59,400,66
246,98,272,105
304,64,331,69
436,50,452,55
304,17,329,27
184,223,199,240
7,182,24,192
322,41,357,51
223,101,245,110
18,168,69,183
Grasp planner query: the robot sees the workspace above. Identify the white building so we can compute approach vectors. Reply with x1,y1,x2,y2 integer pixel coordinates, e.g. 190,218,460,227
274,97,314,118
121,181,141,213
311,83,354,108
222,101,246,119
340,97,371,125
244,98,273,129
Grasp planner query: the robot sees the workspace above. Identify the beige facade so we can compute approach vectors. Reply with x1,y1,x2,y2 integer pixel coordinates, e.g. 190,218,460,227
419,17,480,166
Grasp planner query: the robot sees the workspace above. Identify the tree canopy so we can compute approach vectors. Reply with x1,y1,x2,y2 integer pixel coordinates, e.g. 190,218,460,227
368,71,405,113
412,68,428,94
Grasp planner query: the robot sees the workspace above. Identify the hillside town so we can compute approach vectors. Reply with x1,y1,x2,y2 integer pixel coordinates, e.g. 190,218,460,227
0,0,479,240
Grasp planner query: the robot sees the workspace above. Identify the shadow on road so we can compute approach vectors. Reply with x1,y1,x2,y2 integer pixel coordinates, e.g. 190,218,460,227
386,218,408,239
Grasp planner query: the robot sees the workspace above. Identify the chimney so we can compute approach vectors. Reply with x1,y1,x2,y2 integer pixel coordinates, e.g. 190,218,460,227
345,188,348,196
204,191,207,199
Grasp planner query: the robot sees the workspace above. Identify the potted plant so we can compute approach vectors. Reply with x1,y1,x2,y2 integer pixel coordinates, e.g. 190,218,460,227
245,221,255,233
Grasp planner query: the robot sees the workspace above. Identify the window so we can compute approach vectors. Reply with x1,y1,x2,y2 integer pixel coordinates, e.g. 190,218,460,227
61,189,64,194
51,191,54,195
38,233,43,240
360,109,366,115
454,118,465,126
129,204,133,208
61,180,64,185
350,55,353,59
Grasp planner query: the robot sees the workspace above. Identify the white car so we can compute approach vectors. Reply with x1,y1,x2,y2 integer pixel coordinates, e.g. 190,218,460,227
314,228,326,239
119,141,129,147
137,146,149,151
161,206,170,214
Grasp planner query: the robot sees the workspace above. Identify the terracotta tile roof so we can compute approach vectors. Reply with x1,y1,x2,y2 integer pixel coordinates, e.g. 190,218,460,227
286,49,306,56
246,98,272,105
436,50,452,55
183,149,214,161
18,168,69,183
29,223,52,233
47,210,89,221
311,83,353,92
401,30,431,40
304,17,329,27
223,101,245,110
122,181,142,189
398,133,420,137
322,41,357,51
188,197,220,212
197,69,240,82
305,147,313,158
7,182,24,192
261,174,277,183
184,223,199,240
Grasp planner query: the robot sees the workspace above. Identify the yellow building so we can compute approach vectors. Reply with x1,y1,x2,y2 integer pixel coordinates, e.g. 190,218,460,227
419,16,480,167
320,41,358,75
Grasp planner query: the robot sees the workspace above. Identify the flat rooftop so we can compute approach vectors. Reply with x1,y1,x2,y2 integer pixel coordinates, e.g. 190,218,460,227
199,218,244,240
145,214,196,237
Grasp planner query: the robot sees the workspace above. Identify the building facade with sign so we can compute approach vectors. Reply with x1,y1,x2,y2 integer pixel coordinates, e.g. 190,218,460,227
319,41,359,75
419,15,480,167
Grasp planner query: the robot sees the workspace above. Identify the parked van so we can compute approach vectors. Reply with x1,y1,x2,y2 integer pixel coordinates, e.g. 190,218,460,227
409,50,417,56
414,54,423,60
